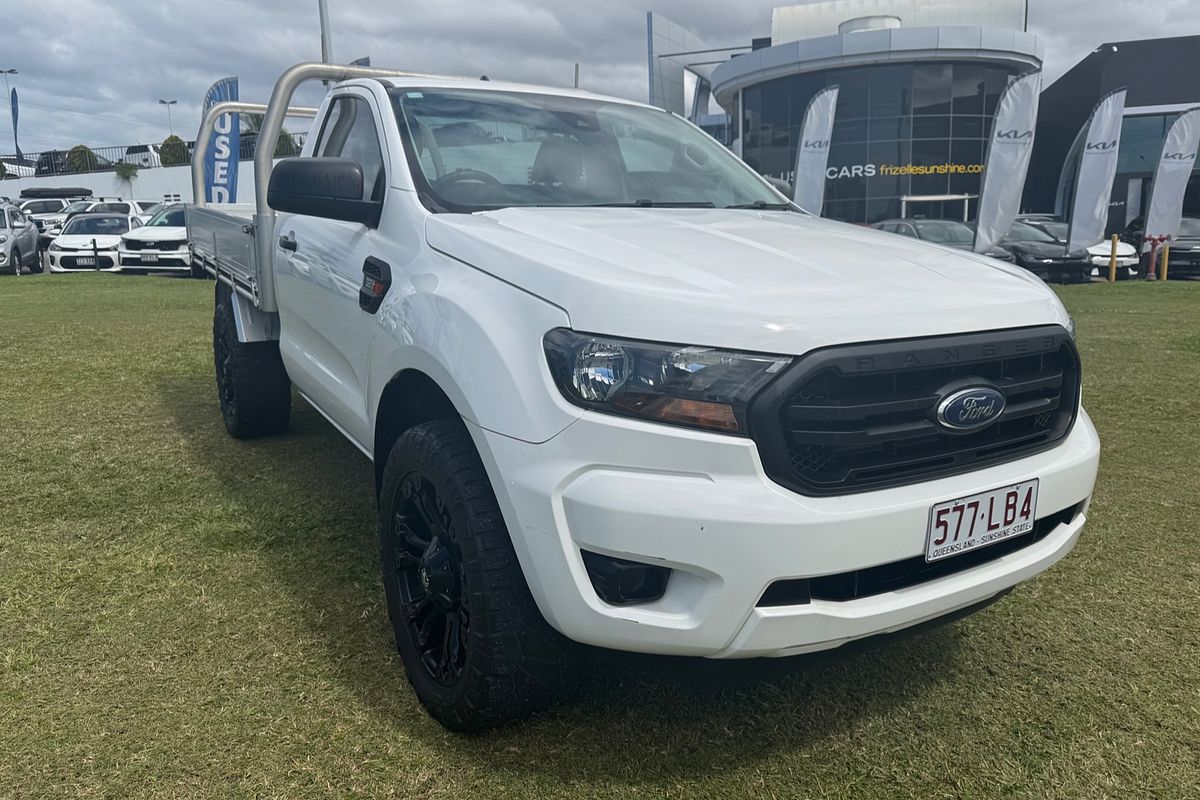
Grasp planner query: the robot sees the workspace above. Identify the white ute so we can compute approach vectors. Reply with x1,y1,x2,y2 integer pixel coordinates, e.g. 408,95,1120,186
187,63,1100,731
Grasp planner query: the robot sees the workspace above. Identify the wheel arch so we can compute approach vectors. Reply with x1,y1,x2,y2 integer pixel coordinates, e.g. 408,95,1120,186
372,369,460,493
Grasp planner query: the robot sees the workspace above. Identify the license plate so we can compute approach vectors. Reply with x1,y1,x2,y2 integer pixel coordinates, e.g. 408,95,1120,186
925,479,1039,562
76,257,96,266
141,254,159,262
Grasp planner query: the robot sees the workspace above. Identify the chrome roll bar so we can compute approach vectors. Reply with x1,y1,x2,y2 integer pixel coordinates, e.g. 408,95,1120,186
190,101,319,207
189,62,446,310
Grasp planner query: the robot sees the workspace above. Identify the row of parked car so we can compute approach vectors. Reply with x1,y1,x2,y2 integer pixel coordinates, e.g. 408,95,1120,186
871,213,1200,283
1,193,191,276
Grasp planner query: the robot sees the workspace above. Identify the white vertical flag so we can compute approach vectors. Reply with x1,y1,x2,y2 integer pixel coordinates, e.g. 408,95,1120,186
1066,88,1127,255
792,85,839,214
1144,107,1200,242
974,71,1042,253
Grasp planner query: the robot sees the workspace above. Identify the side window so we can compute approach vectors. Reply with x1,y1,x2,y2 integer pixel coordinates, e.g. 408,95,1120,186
11,209,25,225
316,96,385,202
897,224,917,238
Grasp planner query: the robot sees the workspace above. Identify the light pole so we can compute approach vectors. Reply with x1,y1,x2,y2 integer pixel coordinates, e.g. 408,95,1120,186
2,68,16,159
158,98,178,137
318,0,333,63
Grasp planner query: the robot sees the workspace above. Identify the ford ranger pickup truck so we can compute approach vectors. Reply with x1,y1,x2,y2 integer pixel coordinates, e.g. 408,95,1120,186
187,62,1101,732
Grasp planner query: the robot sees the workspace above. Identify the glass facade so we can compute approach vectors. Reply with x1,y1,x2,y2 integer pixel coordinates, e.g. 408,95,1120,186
740,61,1020,224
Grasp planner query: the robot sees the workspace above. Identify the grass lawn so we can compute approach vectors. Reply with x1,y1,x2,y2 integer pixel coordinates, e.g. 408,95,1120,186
1,274,1197,799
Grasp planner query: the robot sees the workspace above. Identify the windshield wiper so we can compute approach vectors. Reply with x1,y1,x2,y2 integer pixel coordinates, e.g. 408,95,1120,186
724,200,794,210
586,200,715,208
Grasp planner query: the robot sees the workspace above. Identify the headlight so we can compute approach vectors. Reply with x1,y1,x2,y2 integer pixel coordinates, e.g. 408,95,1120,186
1066,316,1076,341
543,329,791,434
48,240,64,252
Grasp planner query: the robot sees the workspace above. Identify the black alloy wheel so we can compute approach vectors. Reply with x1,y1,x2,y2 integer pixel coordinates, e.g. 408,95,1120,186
389,473,469,686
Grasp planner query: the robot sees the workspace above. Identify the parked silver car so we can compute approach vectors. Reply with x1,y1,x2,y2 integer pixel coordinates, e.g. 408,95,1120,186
1,204,41,274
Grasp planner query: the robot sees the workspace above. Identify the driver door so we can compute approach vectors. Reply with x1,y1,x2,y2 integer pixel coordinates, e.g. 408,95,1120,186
274,89,390,449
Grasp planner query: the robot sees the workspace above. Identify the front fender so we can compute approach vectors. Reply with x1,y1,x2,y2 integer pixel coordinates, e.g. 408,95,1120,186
367,249,582,447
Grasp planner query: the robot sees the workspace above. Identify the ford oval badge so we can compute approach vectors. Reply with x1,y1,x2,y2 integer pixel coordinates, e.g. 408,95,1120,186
936,387,1006,432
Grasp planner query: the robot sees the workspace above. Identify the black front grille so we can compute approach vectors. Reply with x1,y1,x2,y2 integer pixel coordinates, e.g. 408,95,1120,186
750,326,1080,496
757,502,1080,607
125,239,186,252
60,255,114,269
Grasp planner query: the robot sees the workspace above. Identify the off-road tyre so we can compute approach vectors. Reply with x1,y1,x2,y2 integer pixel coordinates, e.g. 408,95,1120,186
378,419,574,732
212,283,291,438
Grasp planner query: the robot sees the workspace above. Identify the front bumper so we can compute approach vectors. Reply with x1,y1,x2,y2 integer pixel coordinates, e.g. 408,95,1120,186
118,247,191,271
48,249,120,272
474,408,1100,659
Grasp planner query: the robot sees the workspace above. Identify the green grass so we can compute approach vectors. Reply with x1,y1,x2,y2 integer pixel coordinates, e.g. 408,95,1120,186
1,274,1198,799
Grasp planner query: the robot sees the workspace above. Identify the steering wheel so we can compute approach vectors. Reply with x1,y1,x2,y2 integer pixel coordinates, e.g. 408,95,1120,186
433,169,502,190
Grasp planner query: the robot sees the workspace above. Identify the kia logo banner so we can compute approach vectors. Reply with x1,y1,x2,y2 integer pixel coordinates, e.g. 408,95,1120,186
1065,88,1127,255
791,85,839,215
1144,106,1200,243
974,71,1041,254
202,77,240,204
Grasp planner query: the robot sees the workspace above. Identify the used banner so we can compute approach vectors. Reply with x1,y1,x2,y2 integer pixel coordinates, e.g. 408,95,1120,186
202,77,240,204
1065,88,1126,255
974,71,1041,253
1143,106,1200,242
792,85,839,214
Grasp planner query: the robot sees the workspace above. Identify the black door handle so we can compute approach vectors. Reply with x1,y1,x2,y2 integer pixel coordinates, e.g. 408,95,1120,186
278,233,297,252
360,257,392,313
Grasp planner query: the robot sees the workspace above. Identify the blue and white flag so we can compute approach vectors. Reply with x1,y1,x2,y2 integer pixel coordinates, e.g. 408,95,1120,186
791,85,839,214
1144,106,1200,242
1065,88,1126,255
10,87,21,161
974,71,1041,253
202,77,240,203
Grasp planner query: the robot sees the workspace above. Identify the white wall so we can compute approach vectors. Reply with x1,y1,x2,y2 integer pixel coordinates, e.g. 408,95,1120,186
1,161,269,205
771,0,1027,42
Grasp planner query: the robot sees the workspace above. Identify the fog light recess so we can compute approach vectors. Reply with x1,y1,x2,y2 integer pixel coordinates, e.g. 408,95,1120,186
580,550,670,606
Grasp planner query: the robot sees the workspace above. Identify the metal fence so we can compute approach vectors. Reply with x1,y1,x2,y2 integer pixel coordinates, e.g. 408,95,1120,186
0,130,310,178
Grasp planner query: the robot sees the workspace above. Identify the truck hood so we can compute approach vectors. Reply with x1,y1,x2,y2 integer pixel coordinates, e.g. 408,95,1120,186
122,225,186,243
55,233,123,250
426,208,1070,354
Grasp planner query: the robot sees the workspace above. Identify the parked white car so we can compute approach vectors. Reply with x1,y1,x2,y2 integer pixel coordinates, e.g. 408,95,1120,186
188,64,1101,731
119,204,190,273
122,143,162,168
47,213,141,272
0,204,41,274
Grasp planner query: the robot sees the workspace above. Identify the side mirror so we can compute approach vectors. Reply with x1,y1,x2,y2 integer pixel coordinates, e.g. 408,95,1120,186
764,176,793,199
268,157,381,227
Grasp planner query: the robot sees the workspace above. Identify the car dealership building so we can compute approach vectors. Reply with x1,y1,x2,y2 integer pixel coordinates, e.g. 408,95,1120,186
649,0,1200,230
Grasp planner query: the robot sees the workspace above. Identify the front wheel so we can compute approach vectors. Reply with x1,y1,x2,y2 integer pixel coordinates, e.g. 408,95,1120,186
378,419,574,732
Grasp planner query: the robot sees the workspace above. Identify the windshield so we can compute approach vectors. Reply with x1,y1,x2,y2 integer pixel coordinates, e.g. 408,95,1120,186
146,206,184,227
62,216,129,235
390,88,786,213
914,220,974,245
1005,222,1057,243
1039,221,1068,241
1179,218,1200,237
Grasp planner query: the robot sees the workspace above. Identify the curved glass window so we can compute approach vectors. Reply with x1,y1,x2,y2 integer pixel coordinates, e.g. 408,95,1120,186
741,61,1021,224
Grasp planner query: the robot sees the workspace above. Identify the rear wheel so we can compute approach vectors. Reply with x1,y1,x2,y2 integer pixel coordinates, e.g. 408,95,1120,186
378,419,574,732
28,247,43,274
212,284,291,438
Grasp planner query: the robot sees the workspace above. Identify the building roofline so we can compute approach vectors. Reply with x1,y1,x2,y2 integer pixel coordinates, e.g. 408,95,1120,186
711,25,1042,108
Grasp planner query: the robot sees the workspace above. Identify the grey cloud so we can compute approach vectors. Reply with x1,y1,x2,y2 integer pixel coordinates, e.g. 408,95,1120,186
2,0,1196,154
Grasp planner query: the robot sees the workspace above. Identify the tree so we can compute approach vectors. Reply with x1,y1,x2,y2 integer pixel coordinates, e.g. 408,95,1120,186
241,114,300,158
67,144,99,173
160,135,189,167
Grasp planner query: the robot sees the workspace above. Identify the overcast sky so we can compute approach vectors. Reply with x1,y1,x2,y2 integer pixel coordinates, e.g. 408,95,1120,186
3,0,1198,155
